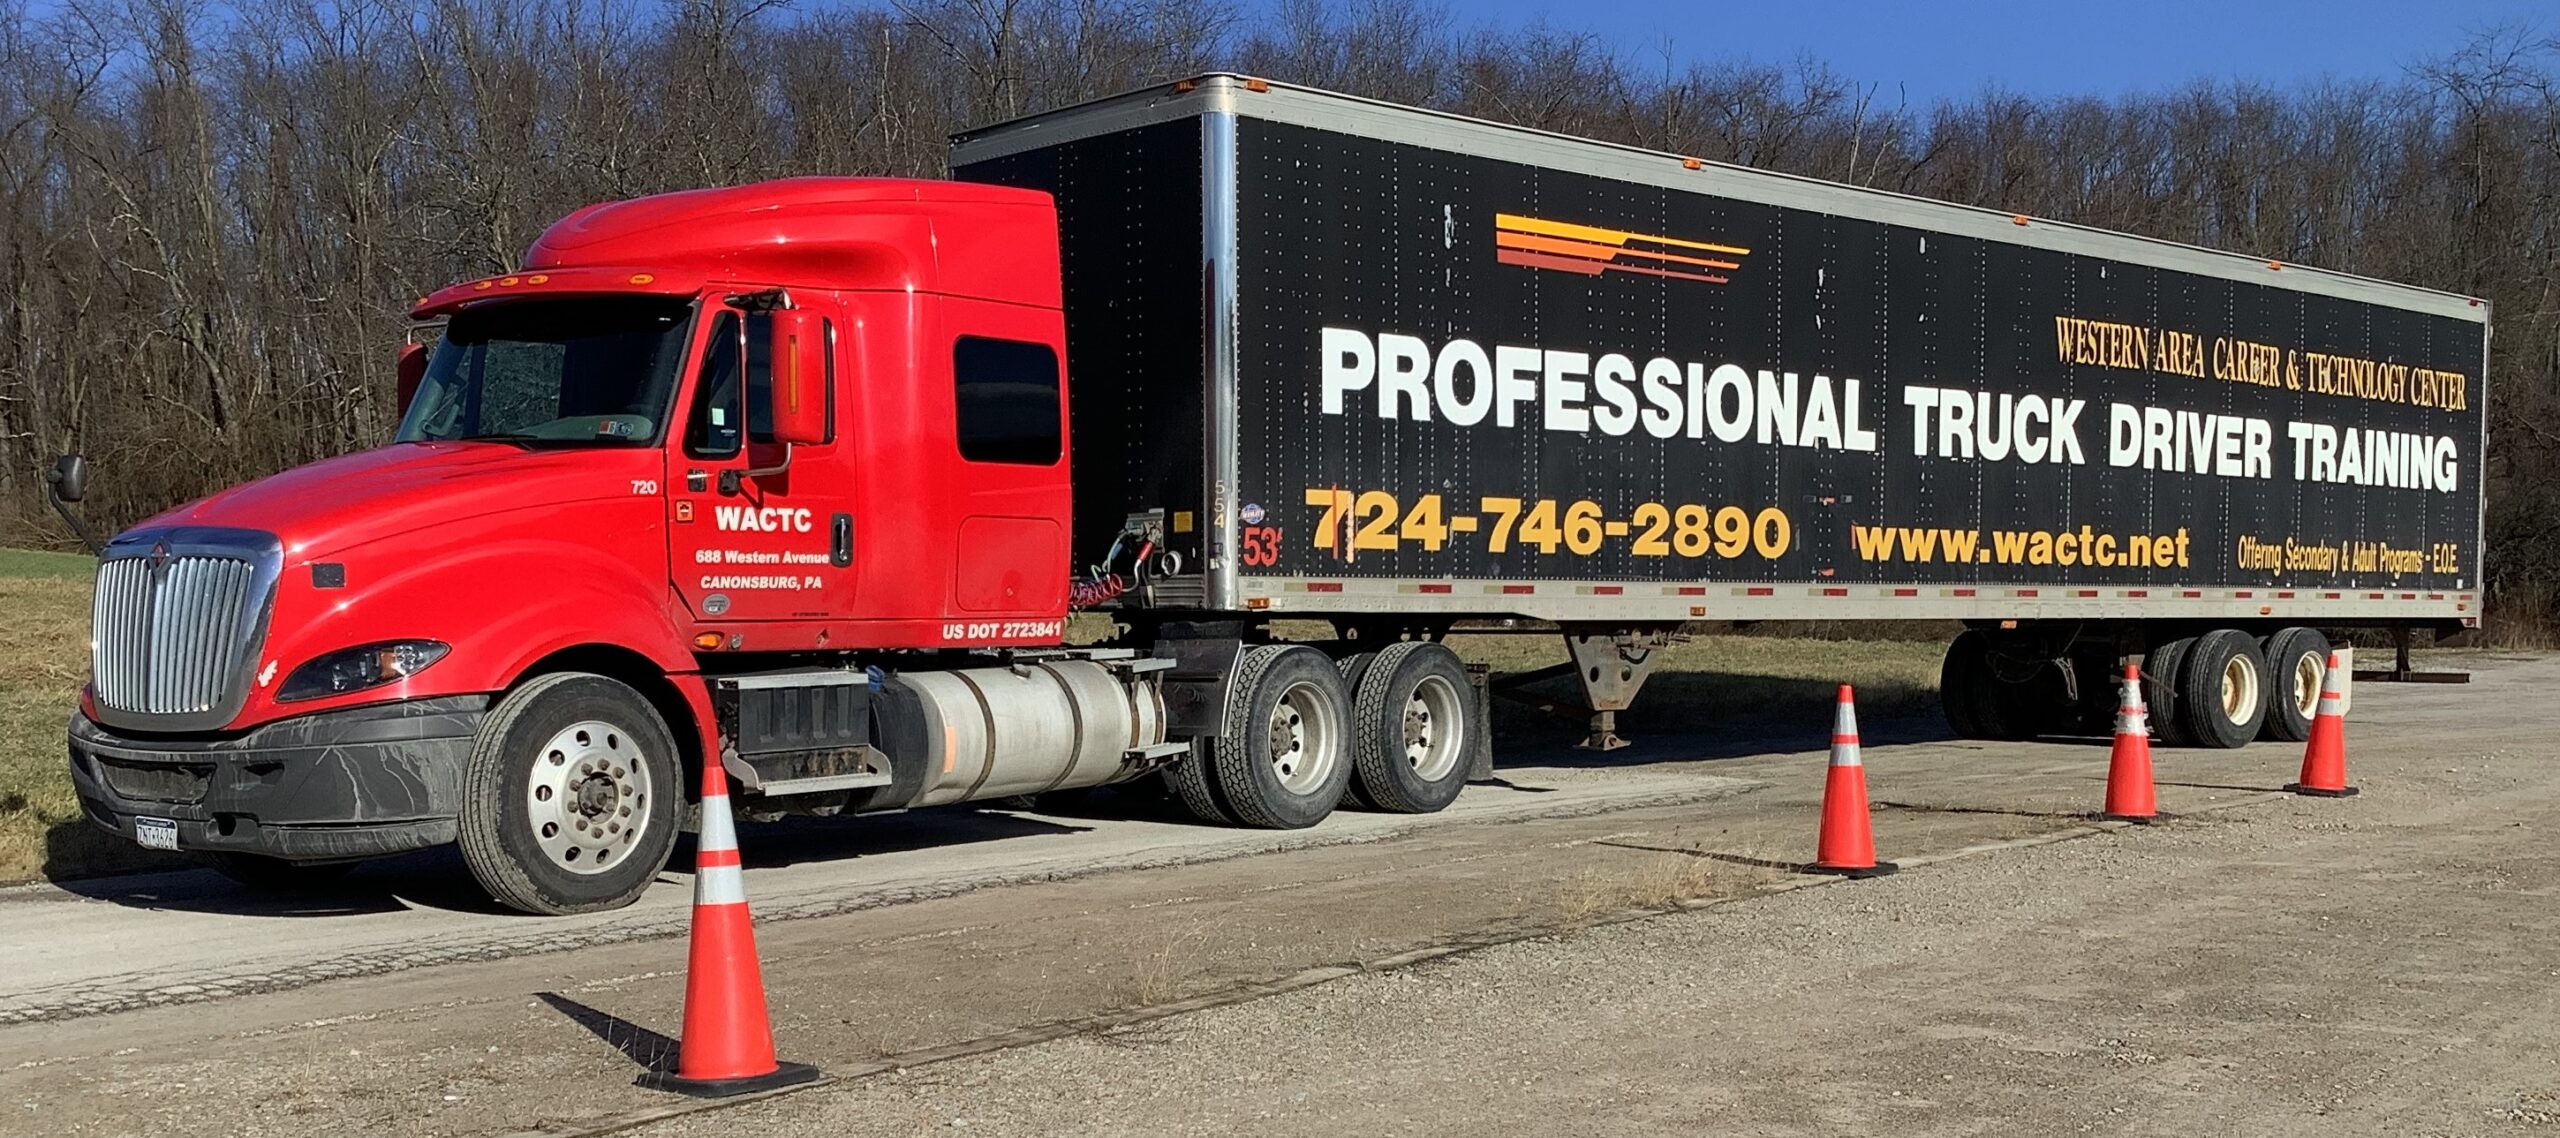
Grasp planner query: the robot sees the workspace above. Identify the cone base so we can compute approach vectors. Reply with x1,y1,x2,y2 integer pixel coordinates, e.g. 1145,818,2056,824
2101,811,2177,825
2285,783,2360,798
1805,861,1899,879
638,1060,819,1099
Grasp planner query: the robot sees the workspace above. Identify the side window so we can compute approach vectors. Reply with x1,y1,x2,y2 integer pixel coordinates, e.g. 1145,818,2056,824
685,311,783,458
954,336,1061,465
685,312,743,458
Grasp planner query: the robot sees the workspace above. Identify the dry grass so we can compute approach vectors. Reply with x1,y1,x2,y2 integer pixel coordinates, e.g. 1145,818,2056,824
0,548,184,882
1552,840,1787,927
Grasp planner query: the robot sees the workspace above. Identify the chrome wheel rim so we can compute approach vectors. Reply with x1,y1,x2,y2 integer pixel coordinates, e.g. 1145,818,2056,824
524,719,652,875
1265,680,1342,795
1404,674,1466,782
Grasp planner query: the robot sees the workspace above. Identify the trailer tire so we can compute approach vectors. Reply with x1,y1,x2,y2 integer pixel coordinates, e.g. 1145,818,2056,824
2176,630,2269,749
2143,638,2195,747
1347,642,1477,814
1203,644,1354,829
457,672,682,915
2258,627,2330,742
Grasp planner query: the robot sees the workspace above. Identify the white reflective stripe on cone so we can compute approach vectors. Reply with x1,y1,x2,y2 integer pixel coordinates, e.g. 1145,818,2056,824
698,791,739,852
695,863,748,907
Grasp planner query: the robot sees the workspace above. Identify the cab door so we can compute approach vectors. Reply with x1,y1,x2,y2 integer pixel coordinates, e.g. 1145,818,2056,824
667,295,855,624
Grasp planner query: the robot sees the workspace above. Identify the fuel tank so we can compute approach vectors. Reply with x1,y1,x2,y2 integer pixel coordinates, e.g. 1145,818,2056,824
898,659,1167,806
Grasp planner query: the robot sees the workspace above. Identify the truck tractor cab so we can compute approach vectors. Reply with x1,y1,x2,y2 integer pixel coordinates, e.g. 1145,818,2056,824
67,179,1100,914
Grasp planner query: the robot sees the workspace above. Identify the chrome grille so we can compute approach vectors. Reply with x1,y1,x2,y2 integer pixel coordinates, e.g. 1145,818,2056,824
91,551,263,717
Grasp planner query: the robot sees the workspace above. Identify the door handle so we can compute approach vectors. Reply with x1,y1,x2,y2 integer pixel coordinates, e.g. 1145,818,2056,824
831,513,853,568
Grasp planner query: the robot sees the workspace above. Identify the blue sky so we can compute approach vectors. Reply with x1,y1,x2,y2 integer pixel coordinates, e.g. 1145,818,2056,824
1445,0,2554,105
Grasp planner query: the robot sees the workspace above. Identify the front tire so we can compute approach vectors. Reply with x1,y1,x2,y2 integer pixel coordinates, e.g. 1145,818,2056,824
458,672,682,915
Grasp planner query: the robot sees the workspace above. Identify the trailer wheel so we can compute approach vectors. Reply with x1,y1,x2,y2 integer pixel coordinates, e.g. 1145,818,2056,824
1203,644,1354,829
457,672,681,915
2175,630,2269,749
1347,642,1477,814
2258,627,2330,742
2143,638,2195,747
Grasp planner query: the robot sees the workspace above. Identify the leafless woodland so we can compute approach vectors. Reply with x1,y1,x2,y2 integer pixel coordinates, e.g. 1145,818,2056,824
1,0,2554,627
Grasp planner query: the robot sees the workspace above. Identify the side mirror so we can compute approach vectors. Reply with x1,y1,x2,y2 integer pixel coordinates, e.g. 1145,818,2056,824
48,454,86,503
767,309,829,447
396,342,429,415
45,454,99,554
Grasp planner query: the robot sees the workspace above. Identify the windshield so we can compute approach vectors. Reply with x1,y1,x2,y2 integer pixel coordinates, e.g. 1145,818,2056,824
397,296,693,446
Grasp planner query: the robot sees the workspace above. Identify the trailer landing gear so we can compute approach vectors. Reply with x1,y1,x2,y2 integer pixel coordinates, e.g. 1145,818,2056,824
1490,626,1681,750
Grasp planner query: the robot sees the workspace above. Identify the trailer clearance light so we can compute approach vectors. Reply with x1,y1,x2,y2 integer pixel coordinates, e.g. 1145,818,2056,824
276,640,450,702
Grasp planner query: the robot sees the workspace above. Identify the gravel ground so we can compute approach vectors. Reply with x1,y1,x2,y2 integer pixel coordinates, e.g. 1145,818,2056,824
6,652,2545,1138
639,672,2558,1137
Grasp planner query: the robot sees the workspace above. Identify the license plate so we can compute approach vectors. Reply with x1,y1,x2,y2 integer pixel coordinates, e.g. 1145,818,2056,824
134,816,179,852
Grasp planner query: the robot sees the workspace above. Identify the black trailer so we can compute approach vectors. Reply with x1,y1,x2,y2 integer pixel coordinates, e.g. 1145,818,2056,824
953,75,2489,755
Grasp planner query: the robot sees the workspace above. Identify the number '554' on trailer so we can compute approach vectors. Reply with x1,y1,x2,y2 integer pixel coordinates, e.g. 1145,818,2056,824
51,75,2486,914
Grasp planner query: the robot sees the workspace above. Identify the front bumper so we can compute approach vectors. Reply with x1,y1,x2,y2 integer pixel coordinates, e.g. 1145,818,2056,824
68,696,489,862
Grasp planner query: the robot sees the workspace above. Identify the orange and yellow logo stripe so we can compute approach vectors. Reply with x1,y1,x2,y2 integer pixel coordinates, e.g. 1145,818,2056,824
1494,213,1751,284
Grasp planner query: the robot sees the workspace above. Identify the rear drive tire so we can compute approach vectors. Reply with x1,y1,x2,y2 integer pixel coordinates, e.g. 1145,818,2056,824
457,672,682,915
1348,642,1478,814
202,852,357,892
2176,629,2269,749
1335,652,1379,810
2259,627,2329,742
2143,638,2195,747
1204,644,1354,829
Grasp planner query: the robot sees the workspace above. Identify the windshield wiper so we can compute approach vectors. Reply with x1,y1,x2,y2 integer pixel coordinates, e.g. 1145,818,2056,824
455,432,546,442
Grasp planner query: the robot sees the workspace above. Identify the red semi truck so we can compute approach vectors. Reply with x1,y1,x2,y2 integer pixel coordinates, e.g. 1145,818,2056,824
61,77,2487,914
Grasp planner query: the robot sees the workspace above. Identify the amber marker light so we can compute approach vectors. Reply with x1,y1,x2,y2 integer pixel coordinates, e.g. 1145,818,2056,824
693,632,724,651
629,273,655,285
2011,215,2030,226
1244,77,1271,92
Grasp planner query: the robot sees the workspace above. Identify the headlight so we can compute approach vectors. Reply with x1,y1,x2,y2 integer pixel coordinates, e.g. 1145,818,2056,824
277,640,450,702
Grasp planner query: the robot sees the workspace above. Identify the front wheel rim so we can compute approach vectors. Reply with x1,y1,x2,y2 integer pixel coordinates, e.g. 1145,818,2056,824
1265,680,1342,795
524,719,653,875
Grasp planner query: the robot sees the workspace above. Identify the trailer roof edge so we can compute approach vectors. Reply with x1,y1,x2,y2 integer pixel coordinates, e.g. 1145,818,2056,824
950,74,2488,325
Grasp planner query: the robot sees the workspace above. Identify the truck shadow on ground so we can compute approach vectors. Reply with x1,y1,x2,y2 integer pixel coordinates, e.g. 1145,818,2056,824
42,808,1097,918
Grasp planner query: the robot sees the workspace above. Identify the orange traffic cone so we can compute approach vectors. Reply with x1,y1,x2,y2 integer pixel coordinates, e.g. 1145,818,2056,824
638,761,819,1097
2287,650,2359,798
2101,663,2163,823
1810,685,1897,878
